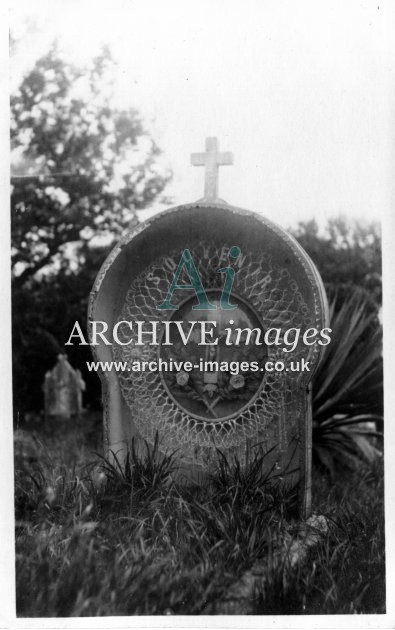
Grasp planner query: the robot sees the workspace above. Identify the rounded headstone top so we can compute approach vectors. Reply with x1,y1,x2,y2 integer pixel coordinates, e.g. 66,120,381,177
90,201,328,351
88,200,328,473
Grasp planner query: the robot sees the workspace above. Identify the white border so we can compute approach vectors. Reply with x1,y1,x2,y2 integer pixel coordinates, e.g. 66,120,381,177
2,0,395,628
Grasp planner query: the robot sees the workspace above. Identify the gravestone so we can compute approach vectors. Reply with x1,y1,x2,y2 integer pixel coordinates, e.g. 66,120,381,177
88,138,328,517
43,353,85,418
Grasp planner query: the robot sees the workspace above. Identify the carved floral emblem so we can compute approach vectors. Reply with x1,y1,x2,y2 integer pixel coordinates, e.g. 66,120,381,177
159,291,267,420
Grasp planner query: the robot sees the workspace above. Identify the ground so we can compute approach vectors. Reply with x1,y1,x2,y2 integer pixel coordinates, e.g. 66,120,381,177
14,412,385,616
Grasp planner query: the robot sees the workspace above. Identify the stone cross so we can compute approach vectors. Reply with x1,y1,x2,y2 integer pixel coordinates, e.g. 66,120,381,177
191,137,233,201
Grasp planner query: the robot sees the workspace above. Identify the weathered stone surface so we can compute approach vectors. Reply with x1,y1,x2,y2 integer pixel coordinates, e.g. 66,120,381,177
43,353,85,418
89,200,328,516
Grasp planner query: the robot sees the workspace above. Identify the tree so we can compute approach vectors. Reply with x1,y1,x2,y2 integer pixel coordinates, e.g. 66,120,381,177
11,46,171,417
291,218,383,473
290,217,382,311
11,44,171,287
12,248,112,417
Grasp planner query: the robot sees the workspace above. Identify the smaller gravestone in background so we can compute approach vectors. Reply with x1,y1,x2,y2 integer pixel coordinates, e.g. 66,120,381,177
43,354,85,418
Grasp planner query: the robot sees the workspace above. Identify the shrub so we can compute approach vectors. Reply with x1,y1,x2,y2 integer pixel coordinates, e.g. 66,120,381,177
312,293,383,474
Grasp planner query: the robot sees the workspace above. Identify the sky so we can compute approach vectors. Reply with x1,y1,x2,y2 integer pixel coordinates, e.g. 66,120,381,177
2,4,395,622
8,0,394,230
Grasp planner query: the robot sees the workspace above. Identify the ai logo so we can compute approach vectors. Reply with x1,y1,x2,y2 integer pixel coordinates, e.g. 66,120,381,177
156,246,241,311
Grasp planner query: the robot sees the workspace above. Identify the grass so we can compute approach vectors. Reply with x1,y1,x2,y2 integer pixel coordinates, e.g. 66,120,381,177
14,413,385,616
255,461,385,614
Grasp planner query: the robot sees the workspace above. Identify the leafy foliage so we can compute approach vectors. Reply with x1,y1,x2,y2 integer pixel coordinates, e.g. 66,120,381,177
11,46,171,417
11,44,171,287
291,219,383,472
290,217,382,310
12,253,107,415
312,293,383,474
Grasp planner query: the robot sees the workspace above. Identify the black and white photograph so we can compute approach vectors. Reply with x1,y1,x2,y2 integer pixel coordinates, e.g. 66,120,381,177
2,0,394,626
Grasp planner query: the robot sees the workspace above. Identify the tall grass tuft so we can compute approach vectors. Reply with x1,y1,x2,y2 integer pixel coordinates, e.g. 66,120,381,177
15,425,385,615
15,429,296,615
254,459,385,614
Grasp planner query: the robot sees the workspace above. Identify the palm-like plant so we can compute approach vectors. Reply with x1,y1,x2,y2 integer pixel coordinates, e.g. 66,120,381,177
312,293,383,474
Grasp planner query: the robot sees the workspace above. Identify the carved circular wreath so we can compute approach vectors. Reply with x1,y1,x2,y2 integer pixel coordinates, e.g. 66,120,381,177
113,241,316,466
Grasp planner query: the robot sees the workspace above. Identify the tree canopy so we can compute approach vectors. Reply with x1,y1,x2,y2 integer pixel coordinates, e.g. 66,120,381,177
290,217,381,311
11,46,171,417
11,45,171,288
11,46,382,419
